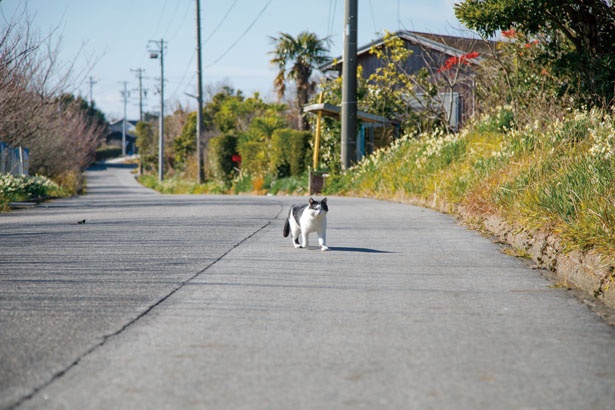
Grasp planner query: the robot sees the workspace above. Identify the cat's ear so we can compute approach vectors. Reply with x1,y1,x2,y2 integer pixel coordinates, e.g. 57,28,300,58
308,197,314,205
321,197,327,205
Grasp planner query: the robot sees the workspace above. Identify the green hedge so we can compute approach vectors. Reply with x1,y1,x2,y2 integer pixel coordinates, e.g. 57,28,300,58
95,145,123,161
209,133,238,182
238,141,268,176
270,129,312,177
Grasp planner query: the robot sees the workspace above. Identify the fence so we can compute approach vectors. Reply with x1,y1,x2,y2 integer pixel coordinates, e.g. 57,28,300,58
0,142,29,176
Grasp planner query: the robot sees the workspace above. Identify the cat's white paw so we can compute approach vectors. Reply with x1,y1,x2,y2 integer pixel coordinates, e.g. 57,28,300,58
320,246,329,251
294,243,302,249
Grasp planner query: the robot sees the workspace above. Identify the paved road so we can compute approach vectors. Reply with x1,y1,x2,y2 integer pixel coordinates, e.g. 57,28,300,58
1,163,614,410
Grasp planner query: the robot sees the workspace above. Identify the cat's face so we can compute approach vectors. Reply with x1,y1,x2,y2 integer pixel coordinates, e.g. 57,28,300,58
308,197,328,216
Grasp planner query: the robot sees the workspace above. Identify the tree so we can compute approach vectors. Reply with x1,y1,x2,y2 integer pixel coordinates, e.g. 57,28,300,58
0,9,105,186
454,0,615,106
135,121,157,173
269,31,330,130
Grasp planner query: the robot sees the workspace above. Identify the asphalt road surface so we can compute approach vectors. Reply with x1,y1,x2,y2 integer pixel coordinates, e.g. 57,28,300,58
1,163,614,410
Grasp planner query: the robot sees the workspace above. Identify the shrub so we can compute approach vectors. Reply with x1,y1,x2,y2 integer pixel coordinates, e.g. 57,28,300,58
238,141,268,176
95,145,123,162
0,174,64,210
270,128,312,177
209,133,238,183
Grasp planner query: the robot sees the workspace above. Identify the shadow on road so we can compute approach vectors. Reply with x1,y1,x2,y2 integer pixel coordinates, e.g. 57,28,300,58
88,162,138,171
329,247,394,253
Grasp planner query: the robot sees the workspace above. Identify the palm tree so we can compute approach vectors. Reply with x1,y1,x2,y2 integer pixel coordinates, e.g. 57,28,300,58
269,31,330,130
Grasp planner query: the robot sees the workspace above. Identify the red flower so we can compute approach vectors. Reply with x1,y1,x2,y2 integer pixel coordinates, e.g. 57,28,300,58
437,51,480,73
524,39,539,48
502,28,517,39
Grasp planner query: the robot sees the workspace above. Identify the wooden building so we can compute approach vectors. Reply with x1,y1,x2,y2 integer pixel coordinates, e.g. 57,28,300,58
320,30,493,129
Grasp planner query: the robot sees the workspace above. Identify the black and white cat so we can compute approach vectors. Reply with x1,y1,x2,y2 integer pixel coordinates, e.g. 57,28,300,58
283,197,329,251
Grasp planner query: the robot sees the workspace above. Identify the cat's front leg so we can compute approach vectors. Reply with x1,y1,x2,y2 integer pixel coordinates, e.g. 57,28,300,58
292,236,302,249
317,231,328,251
300,232,309,248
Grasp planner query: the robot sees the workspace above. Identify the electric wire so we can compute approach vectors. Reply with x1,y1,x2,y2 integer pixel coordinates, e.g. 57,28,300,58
165,2,193,43
204,0,239,44
204,0,273,69
368,0,378,37
169,0,238,104
161,1,183,40
162,2,194,103
150,1,168,42
327,0,338,39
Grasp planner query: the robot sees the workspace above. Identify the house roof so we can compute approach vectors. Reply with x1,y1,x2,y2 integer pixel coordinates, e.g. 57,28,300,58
320,30,490,71
109,119,139,127
108,119,139,134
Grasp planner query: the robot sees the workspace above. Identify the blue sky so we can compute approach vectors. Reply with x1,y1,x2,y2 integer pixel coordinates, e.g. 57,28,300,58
0,0,462,121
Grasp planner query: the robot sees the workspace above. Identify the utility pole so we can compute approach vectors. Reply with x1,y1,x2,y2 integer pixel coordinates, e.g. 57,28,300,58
88,76,98,106
131,68,146,121
148,39,166,182
195,0,204,184
341,0,358,170
120,81,130,156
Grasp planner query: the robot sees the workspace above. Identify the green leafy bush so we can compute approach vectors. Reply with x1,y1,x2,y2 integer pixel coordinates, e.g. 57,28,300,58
238,141,268,176
208,133,238,183
95,145,123,161
270,128,312,177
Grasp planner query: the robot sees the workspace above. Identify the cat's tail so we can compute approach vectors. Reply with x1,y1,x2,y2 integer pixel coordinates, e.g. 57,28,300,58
283,209,291,237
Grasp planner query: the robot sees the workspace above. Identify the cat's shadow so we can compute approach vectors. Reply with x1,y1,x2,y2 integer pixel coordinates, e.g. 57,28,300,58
328,247,394,253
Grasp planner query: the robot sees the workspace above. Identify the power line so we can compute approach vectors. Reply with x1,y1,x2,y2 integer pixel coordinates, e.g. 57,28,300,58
204,0,273,69
170,0,236,101
327,0,339,39
203,0,239,44
169,0,239,101
170,50,196,103
166,2,193,43
368,0,378,36
150,2,168,41
168,0,236,103
162,1,184,40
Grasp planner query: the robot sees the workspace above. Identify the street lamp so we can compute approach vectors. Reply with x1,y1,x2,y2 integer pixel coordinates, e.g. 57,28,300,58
148,39,166,182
